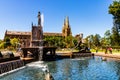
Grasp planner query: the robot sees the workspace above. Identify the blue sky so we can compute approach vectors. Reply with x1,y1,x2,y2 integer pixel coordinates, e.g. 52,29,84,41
0,0,113,39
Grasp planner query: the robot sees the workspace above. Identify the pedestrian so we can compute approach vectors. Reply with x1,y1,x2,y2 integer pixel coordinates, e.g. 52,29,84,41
109,47,112,54
105,47,108,54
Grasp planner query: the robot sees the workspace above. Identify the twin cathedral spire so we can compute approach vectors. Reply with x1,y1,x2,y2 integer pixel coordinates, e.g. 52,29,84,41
62,16,72,37
32,12,72,39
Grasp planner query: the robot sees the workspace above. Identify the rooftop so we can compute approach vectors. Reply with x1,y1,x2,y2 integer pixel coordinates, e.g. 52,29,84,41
5,30,62,36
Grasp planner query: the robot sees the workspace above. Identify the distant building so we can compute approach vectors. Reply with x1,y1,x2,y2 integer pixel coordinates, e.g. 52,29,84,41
62,16,72,37
4,12,72,47
5,30,31,47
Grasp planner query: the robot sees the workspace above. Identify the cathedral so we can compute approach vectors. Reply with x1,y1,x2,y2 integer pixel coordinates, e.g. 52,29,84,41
4,12,72,47
62,16,72,37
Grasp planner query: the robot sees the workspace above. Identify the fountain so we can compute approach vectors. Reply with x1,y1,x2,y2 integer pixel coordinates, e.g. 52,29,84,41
0,12,55,80
32,11,44,61
38,46,43,61
32,12,54,80
21,12,57,61
38,12,44,60
0,51,24,74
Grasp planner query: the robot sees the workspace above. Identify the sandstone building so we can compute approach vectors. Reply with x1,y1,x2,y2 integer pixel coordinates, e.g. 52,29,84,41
4,12,72,47
62,16,72,37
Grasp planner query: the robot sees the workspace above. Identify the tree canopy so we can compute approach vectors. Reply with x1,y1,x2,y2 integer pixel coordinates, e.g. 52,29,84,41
109,1,120,17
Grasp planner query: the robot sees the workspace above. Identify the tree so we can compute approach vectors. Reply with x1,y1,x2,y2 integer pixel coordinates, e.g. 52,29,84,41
111,27,120,46
65,36,73,48
44,36,66,48
103,30,112,46
93,34,101,47
87,35,94,48
104,30,111,38
100,37,107,47
4,37,11,48
0,39,2,44
109,1,120,46
10,38,19,49
109,1,120,17
72,37,78,47
0,39,4,49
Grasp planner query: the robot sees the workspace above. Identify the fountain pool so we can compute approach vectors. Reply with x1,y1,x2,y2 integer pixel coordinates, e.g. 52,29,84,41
1,56,120,80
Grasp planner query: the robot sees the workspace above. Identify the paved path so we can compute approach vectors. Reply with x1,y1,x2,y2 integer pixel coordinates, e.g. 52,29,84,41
93,52,120,59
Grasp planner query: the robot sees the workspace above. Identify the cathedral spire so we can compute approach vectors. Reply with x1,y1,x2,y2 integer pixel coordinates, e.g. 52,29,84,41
38,11,41,26
62,16,72,37
65,16,69,27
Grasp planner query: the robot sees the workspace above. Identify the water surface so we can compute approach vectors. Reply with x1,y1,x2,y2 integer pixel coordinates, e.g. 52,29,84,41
1,56,120,80
46,57,120,80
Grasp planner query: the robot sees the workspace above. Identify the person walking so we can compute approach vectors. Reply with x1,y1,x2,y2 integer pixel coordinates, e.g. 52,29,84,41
109,47,112,54
105,47,108,54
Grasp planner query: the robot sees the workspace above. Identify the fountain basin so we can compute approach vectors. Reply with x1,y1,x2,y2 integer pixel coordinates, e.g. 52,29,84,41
1,56,120,80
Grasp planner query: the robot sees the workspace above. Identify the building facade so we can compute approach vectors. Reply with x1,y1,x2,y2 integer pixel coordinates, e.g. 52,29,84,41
4,12,72,47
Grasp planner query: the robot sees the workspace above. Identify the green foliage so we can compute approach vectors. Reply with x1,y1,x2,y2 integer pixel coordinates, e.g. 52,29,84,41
101,28,120,47
65,36,73,48
10,38,19,49
111,27,120,46
72,37,78,47
100,37,108,46
0,42,4,49
4,37,11,48
0,39,2,44
109,1,120,17
108,1,120,46
44,36,78,49
0,39,4,49
100,30,112,46
44,36,65,48
0,37,20,50
104,30,111,38
84,34,101,49
93,34,101,47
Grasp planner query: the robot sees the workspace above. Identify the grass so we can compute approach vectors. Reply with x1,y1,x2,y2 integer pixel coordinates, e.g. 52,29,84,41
91,48,120,54
56,48,79,53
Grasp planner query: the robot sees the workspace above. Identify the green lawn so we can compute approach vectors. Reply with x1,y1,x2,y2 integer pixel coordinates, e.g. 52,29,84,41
91,49,120,54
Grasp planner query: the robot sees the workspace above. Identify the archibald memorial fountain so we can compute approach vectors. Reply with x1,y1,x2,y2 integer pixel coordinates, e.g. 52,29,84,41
21,12,57,61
